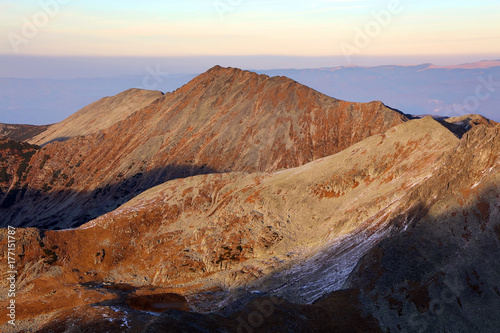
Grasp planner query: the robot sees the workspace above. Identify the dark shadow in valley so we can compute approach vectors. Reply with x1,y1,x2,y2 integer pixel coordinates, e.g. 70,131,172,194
0,163,219,230
436,119,469,138
80,281,189,313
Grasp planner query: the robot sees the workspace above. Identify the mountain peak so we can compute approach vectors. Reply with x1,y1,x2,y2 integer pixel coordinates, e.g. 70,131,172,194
2,66,409,228
203,65,254,77
206,64,235,73
0,123,50,142
194,65,267,85
195,65,304,90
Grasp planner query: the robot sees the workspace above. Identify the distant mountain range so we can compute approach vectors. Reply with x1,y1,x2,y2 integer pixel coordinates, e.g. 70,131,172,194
256,60,500,122
1,60,499,125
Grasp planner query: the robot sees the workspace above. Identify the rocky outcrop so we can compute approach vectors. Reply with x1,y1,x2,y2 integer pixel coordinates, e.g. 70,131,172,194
0,66,409,229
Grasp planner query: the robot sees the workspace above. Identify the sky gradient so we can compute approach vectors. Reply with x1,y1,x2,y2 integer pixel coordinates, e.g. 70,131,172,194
1,0,499,75
1,1,499,124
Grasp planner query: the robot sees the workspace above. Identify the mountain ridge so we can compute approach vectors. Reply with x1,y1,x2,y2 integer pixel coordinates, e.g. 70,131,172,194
0,66,409,229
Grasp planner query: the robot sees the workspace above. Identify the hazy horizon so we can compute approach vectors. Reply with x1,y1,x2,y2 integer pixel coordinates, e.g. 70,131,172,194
1,54,499,79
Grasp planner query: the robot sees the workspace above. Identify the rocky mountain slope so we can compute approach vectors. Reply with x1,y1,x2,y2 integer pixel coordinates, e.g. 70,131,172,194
0,137,39,207
3,60,499,126
0,116,462,331
345,123,500,332
0,66,408,229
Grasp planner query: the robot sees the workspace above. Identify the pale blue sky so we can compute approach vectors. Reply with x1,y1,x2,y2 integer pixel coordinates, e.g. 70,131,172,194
0,0,499,74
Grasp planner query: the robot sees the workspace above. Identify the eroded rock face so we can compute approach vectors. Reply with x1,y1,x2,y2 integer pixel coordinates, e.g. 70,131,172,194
3,119,497,332
0,66,408,229
345,124,500,332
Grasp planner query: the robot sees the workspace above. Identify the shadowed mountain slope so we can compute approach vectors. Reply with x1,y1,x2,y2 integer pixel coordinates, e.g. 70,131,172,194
0,137,39,204
441,114,498,137
345,123,500,332
0,123,50,142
